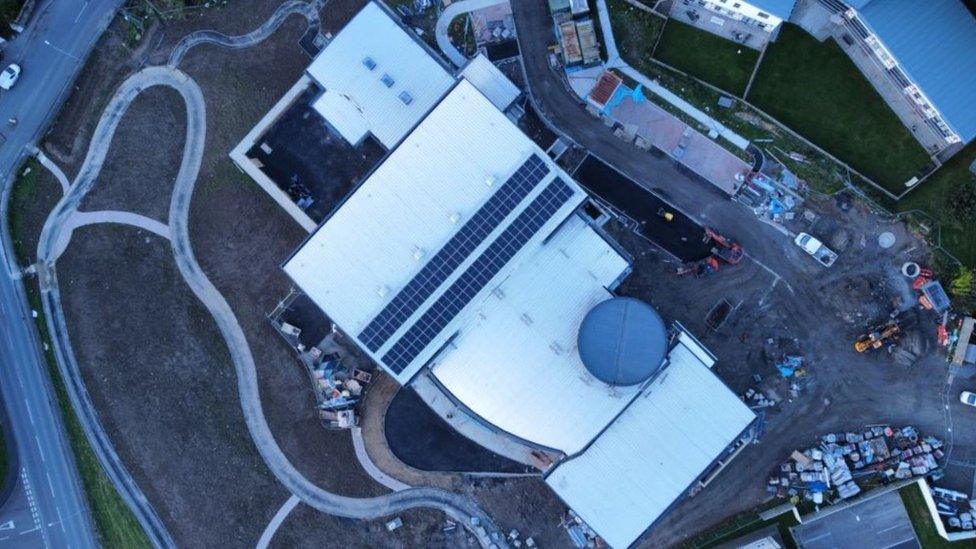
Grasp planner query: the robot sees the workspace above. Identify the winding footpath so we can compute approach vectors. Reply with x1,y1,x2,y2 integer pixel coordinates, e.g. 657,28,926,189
167,0,321,67
35,4,506,548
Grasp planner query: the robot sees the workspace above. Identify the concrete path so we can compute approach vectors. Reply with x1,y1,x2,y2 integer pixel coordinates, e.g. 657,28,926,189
36,39,507,549
434,0,506,68
168,0,320,67
351,428,411,492
593,0,750,150
255,494,300,549
67,211,170,240
34,150,70,195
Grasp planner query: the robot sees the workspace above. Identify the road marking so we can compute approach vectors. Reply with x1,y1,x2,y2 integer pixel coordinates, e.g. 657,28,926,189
46,472,56,499
24,399,34,426
74,1,89,23
42,40,82,62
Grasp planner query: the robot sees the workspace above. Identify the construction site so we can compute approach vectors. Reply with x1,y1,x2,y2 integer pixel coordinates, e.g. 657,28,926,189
4,0,976,547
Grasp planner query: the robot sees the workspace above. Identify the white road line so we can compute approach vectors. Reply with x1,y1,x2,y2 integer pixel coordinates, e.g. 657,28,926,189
46,472,56,499
24,399,34,425
74,1,89,24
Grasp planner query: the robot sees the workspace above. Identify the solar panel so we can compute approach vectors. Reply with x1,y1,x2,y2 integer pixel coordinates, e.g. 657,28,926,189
382,178,576,373
357,154,550,352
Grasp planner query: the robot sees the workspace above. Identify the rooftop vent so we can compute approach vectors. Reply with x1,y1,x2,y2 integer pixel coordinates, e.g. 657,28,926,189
484,174,496,187
412,246,425,261
398,91,413,105
362,57,377,70
449,212,461,224
377,285,389,298
381,73,395,88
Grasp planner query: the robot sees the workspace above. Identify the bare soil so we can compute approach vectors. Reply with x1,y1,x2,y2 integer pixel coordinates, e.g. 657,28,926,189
58,224,289,547
79,86,187,222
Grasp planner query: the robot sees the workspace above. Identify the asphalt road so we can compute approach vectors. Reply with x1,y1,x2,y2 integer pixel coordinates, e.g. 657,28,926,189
0,0,123,547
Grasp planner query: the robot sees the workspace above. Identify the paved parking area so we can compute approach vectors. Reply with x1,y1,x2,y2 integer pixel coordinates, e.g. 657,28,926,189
791,491,919,549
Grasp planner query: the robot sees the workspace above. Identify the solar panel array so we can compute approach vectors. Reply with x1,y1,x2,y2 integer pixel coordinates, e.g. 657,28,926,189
357,154,550,352
382,178,576,373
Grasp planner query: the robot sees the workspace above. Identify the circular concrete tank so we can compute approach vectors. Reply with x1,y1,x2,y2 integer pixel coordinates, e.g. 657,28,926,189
577,297,668,386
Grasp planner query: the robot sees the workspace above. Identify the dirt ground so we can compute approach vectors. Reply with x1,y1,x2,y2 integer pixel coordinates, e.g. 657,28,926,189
58,224,288,547
79,87,187,223
603,196,971,546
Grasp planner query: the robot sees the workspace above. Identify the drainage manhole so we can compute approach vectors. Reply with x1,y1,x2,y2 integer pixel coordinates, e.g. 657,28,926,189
878,232,896,248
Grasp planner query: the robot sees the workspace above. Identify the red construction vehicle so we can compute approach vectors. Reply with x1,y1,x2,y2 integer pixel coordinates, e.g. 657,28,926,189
705,227,744,265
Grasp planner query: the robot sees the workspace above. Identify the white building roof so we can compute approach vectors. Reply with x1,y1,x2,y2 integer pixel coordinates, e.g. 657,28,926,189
284,80,590,384
459,54,521,112
431,214,631,453
306,2,455,148
545,336,756,548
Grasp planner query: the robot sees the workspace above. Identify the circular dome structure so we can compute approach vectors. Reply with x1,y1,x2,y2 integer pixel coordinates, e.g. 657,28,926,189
578,297,668,386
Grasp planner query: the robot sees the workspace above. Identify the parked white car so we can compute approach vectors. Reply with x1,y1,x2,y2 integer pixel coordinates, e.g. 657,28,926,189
0,64,21,90
794,232,838,267
961,391,976,407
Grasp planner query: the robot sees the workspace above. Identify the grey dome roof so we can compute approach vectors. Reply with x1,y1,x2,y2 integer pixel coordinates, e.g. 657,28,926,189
577,297,667,386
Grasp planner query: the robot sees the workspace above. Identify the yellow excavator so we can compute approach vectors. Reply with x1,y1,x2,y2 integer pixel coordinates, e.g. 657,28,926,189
854,319,902,353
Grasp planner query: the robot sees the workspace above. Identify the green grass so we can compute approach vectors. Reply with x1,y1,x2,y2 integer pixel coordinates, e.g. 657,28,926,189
897,483,964,548
683,504,799,548
8,158,41,267
8,162,151,548
898,141,976,267
606,0,665,75
652,19,759,96
747,24,931,194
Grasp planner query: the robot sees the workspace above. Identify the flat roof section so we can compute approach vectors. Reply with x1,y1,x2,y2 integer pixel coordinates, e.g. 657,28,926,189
790,491,920,549
305,2,455,148
546,336,756,548
284,80,588,384
460,54,521,112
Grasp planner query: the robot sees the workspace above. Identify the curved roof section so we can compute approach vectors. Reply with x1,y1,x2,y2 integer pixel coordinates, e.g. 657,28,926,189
578,297,667,386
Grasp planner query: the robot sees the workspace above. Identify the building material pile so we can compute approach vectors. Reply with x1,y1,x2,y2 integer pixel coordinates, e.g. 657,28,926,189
769,426,943,506
928,485,976,533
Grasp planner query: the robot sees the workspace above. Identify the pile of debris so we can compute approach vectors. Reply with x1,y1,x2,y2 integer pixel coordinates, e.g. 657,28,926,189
769,426,944,506
562,510,601,548
928,485,976,533
313,358,373,428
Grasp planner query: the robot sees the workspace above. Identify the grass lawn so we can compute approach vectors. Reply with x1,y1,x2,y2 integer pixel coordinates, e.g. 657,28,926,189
8,164,151,549
898,483,957,548
747,24,931,194
652,19,759,96
606,0,666,75
898,141,976,268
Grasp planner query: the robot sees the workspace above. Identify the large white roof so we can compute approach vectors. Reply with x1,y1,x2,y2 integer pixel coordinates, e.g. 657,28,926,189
306,2,455,148
284,80,589,384
431,214,631,453
545,337,755,548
